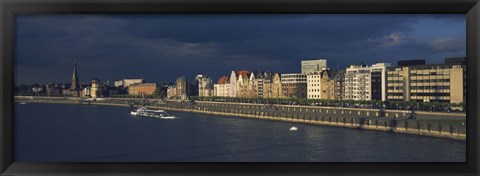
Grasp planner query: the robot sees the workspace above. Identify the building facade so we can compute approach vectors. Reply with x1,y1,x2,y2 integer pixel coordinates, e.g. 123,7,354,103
387,59,466,103
271,73,283,98
320,70,336,100
345,65,371,101
167,85,177,99
91,79,100,98
333,70,346,100
370,63,391,101
214,76,230,97
307,72,322,99
197,75,214,97
229,71,237,97
128,83,157,96
123,79,143,88
255,71,273,98
281,73,307,98
176,76,188,100
46,83,62,96
301,59,327,74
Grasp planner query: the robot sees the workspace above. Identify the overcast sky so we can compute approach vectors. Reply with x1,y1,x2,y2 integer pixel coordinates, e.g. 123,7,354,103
15,14,466,84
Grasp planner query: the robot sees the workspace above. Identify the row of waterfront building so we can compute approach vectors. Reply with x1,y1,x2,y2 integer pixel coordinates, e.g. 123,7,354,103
164,57,466,104
23,57,465,104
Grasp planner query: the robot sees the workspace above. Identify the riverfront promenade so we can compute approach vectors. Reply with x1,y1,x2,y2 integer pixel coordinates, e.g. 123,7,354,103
14,96,466,141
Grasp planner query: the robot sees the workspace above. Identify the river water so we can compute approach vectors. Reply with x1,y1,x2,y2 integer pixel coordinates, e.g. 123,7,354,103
14,103,466,162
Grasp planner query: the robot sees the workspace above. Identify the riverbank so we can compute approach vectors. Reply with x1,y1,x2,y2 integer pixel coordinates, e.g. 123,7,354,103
15,96,466,141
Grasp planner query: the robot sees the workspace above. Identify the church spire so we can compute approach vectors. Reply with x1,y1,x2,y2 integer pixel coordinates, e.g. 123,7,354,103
70,60,79,91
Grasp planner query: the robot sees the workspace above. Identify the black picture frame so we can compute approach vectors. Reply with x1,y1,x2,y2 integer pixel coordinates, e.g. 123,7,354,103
1,0,479,175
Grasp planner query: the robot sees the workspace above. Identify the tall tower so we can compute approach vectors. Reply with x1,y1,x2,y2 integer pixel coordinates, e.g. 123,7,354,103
91,79,100,98
70,61,79,91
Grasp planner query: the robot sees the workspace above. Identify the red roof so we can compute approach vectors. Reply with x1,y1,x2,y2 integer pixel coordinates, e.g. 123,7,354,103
237,70,250,79
217,76,230,84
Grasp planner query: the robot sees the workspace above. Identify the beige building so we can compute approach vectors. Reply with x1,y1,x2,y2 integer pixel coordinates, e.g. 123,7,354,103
122,79,143,87
176,76,188,100
320,70,336,100
128,83,156,96
214,76,230,97
197,75,213,97
91,79,100,98
230,70,250,98
167,85,177,99
387,59,466,103
82,87,91,97
271,73,283,98
307,69,337,100
247,73,258,98
307,72,322,99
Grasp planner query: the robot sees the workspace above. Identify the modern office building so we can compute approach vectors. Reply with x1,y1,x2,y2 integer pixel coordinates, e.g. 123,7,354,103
370,63,391,101
301,59,327,74
387,58,466,103
398,60,426,66
281,73,307,98
344,63,390,101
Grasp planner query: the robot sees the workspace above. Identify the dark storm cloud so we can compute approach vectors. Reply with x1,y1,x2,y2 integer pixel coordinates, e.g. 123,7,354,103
15,14,465,84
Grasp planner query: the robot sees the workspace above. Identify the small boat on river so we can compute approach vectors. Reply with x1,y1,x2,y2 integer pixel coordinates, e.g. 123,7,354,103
130,107,176,119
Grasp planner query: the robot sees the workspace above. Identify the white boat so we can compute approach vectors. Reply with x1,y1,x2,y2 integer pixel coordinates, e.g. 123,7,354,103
289,126,298,131
19,102,26,104
130,107,176,119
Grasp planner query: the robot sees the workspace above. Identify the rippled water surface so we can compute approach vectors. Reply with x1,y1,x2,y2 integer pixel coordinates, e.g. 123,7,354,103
15,103,466,162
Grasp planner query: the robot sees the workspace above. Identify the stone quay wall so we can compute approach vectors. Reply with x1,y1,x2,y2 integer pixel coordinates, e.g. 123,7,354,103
15,96,466,141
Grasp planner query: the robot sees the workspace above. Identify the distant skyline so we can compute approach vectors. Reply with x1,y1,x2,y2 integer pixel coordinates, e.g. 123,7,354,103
15,14,466,84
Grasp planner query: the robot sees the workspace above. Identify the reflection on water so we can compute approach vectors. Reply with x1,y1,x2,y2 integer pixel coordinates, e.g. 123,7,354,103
15,103,466,162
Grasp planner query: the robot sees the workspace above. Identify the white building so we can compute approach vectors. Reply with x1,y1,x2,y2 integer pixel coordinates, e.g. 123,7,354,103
307,72,322,99
82,87,91,97
229,71,237,97
301,59,327,74
344,63,391,101
123,79,143,87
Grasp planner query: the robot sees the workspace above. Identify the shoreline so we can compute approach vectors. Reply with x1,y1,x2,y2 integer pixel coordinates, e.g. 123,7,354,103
16,96,466,141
